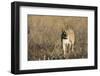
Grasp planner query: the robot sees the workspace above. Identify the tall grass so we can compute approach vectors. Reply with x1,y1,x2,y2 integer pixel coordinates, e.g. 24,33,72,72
28,15,88,61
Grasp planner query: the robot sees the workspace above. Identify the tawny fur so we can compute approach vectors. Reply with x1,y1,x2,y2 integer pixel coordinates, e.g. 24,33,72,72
62,29,75,57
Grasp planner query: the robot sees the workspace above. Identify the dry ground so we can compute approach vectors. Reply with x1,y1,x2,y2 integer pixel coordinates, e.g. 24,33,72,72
28,15,88,61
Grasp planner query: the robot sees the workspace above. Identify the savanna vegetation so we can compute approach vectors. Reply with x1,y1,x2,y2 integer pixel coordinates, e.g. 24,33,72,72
28,15,88,61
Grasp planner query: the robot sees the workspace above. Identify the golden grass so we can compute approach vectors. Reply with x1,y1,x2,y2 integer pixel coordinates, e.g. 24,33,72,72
28,15,88,61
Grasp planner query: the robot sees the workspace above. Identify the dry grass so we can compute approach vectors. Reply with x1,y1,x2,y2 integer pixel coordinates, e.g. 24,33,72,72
28,15,88,61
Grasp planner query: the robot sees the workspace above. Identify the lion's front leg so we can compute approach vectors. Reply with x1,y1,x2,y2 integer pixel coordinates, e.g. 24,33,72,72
63,43,66,57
